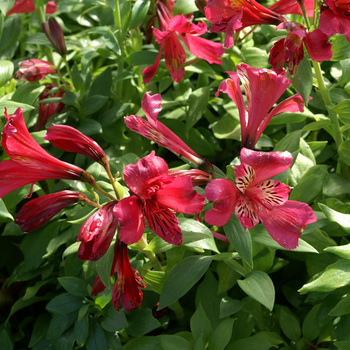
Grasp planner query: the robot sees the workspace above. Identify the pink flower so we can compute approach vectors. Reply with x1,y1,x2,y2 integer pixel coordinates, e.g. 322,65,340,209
77,202,119,261
205,148,317,249
42,17,67,56
143,1,224,83
14,59,56,82
6,0,57,15
44,124,108,167
269,22,332,75
319,0,350,42
35,84,65,131
205,0,286,47
0,108,94,198
268,0,314,17
216,63,305,149
91,241,145,311
15,190,87,232
125,92,206,166
113,151,205,245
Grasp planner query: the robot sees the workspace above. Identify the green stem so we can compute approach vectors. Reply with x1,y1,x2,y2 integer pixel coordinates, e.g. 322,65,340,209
89,179,117,201
104,162,120,200
137,236,163,271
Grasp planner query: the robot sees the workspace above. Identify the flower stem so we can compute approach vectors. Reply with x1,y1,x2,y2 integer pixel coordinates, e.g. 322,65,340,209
137,236,163,271
104,163,121,200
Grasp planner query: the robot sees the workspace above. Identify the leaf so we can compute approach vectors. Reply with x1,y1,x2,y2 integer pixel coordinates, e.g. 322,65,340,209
319,203,350,233
224,217,253,267
58,277,89,297
159,335,192,350
290,57,313,105
324,243,350,259
100,305,128,332
186,86,210,131
95,243,115,289
0,329,13,350
0,60,13,87
129,0,150,30
86,321,108,350
237,271,275,311
208,318,235,350
172,0,198,15
11,83,45,105
331,34,350,61
126,308,161,337
75,314,89,347
158,255,214,309
220,297,243,318
329,294,350,316
82,95,109,116
0,199,13,223
279,306,301,341
46,293,83,314
226,331,284,350
0,101,34,114
299,259,350,293
190,303,213,342
339,140,350,165
332,99,350,125
0,0,15,15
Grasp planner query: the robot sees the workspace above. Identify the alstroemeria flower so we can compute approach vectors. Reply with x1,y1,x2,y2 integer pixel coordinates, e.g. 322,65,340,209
35,84,65,131
143,1,224,83
113,151,205,245
269,0,314,17
15,190,87,232
125,92,206,167
319,0,350,42
217,63,305,149
91,241,145,311
269,22,332,75
14,59,56,82
42,17,67,56
205,148,317,249
0,108,94,198
6,0,57,15
77,201,119,261
205,0,286,47
45,124,108,167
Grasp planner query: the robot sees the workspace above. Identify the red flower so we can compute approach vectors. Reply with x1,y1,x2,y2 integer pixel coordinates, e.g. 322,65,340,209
6,0,57,15
319,0,350,42
77,202,119,261
269,22,332,75
125,92,205,166
113,151,205,245
42,17,67,56
0,108,93,198
205,148,317,249
143,1,224,83
205,0,286,47
15,190,87,232
35,84,65,131
216,63,305,149
91,241,145,311
14,59,56,82
269,0,314,17
44,124,108,167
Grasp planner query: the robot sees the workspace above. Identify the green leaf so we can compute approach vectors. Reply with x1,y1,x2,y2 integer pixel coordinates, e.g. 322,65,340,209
299,260,350,294
58,277,89,297
129,0,150,30
101,305,128,332
86,321,108,350
95,243,115,289
323,174,350,197
324,243,350,259
158,255,214,309
126,308,161,337
46,293,83,314
0,329,13,350
104,29,121,55
290,57,312,105
237,271,275,311
212,115,241,140
274,130,302,153
332,99,350,125
319,203,350,233
0,0,15,15
46,313,76,341
279,306,301,341
0,60,13,87
190,303,213,342
82,95,109,116
159,335,192,350
186,86,210,131
224,217,253,267
329,294,350,316
11,83,45,105
0,101,34,114
208,318,235,350
0,199,13,223
220,297,243,318
331,34,350,61
339,140,350,165
71,62,84,92
75,314,89,347
141,269,167,294
172,0,198,15
227,331,284,350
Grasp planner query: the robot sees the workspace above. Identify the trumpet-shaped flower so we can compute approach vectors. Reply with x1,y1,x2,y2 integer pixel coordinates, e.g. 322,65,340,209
205,0,286,47
269,22,332,75
35,84,65,131
125,92,205,166
113,151,205,245
268,0,314,17
15,190,87,232
77,202,119,261
216,63,305,149
0,108,93,198
91,241,145,311
143,1,224,83
205,148,317,249
45,124,108,167
14,59,56,82
6,0,57,15
319,0,350,42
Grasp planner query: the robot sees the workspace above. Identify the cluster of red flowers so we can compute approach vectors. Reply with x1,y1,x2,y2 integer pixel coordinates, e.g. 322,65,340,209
3,0,348,312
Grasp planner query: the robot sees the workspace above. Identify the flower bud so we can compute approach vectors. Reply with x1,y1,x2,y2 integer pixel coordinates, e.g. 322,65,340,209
42,17,67,56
